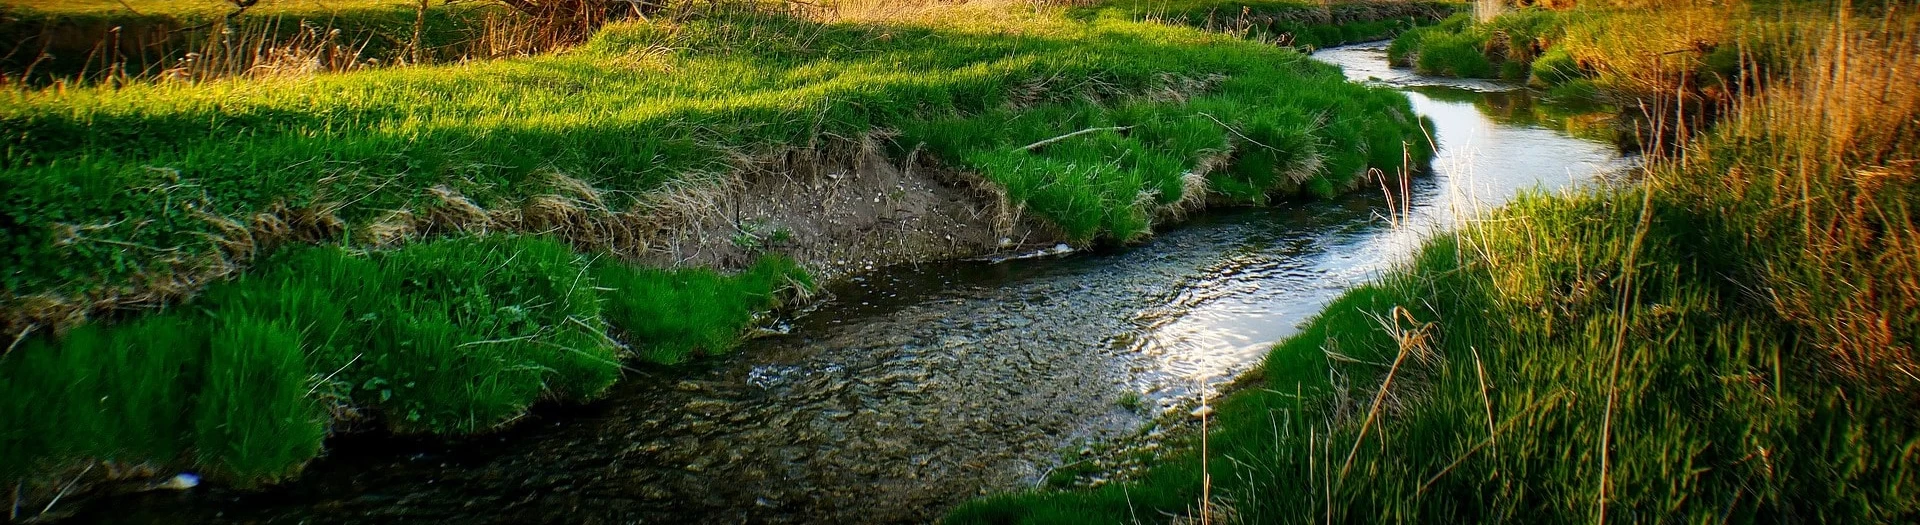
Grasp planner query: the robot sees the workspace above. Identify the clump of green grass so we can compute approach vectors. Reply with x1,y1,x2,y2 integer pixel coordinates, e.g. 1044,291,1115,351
1390,10,1570,81
1528,45,1583,87
194,314,326,480
0,235,806,489
1415,29,1495,77
0,310,325,486
597,255,810,364
949,8,1920,524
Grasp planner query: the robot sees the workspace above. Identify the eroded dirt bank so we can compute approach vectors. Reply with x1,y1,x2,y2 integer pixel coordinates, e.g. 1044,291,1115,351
623,137,1058,282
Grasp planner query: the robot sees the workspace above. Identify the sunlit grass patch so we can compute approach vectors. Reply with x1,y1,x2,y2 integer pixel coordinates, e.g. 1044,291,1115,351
1390,11,1570,81
597,255,810,365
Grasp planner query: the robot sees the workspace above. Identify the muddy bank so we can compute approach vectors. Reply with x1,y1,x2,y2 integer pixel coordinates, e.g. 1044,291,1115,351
624,137,1054,283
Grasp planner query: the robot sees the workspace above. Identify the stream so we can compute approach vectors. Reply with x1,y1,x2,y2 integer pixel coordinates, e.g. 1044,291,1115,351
72,42,1631,524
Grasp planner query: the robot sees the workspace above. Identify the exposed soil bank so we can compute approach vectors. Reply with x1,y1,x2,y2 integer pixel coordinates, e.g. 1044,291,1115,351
46,41,1628,524
620,139,1053,283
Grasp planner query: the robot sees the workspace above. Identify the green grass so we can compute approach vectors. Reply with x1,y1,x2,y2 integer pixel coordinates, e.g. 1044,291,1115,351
597,255,810,364
0,235,806,485
1389,10,1571,81
949,7,1920,523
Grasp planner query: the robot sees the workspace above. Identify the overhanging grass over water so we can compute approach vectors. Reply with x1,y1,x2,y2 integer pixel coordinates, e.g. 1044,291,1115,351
0,236,807,484
952,8,1920,523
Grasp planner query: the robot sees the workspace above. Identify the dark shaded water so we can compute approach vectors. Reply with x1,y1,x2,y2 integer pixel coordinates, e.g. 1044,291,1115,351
71,42,1628,524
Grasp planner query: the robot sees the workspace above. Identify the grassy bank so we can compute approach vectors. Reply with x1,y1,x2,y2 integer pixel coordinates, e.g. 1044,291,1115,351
952,5,1920,524
1,0,1439,508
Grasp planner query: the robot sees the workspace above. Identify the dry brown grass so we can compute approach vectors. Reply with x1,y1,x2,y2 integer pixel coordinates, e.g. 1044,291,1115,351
1556,4,1737,94
1704,9,1920,391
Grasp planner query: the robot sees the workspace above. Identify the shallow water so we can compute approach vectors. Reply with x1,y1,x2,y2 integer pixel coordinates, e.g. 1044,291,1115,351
74,41,1630,524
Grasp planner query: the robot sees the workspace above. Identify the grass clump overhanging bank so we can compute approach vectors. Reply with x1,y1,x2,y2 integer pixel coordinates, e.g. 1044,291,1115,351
1092,0,1456,49
1386,10,1578,83
1,236,807,493
950,7,1920,524
2,0,1437,511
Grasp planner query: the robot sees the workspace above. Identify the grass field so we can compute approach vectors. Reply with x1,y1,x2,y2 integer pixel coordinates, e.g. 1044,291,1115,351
0,0,1442,502
951,4,1920,523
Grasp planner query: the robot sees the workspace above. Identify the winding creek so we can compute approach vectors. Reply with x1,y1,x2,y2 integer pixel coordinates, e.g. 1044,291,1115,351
72,42,1631,524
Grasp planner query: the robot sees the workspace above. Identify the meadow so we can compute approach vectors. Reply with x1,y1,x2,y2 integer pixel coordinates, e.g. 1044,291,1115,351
952,2,1920,522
